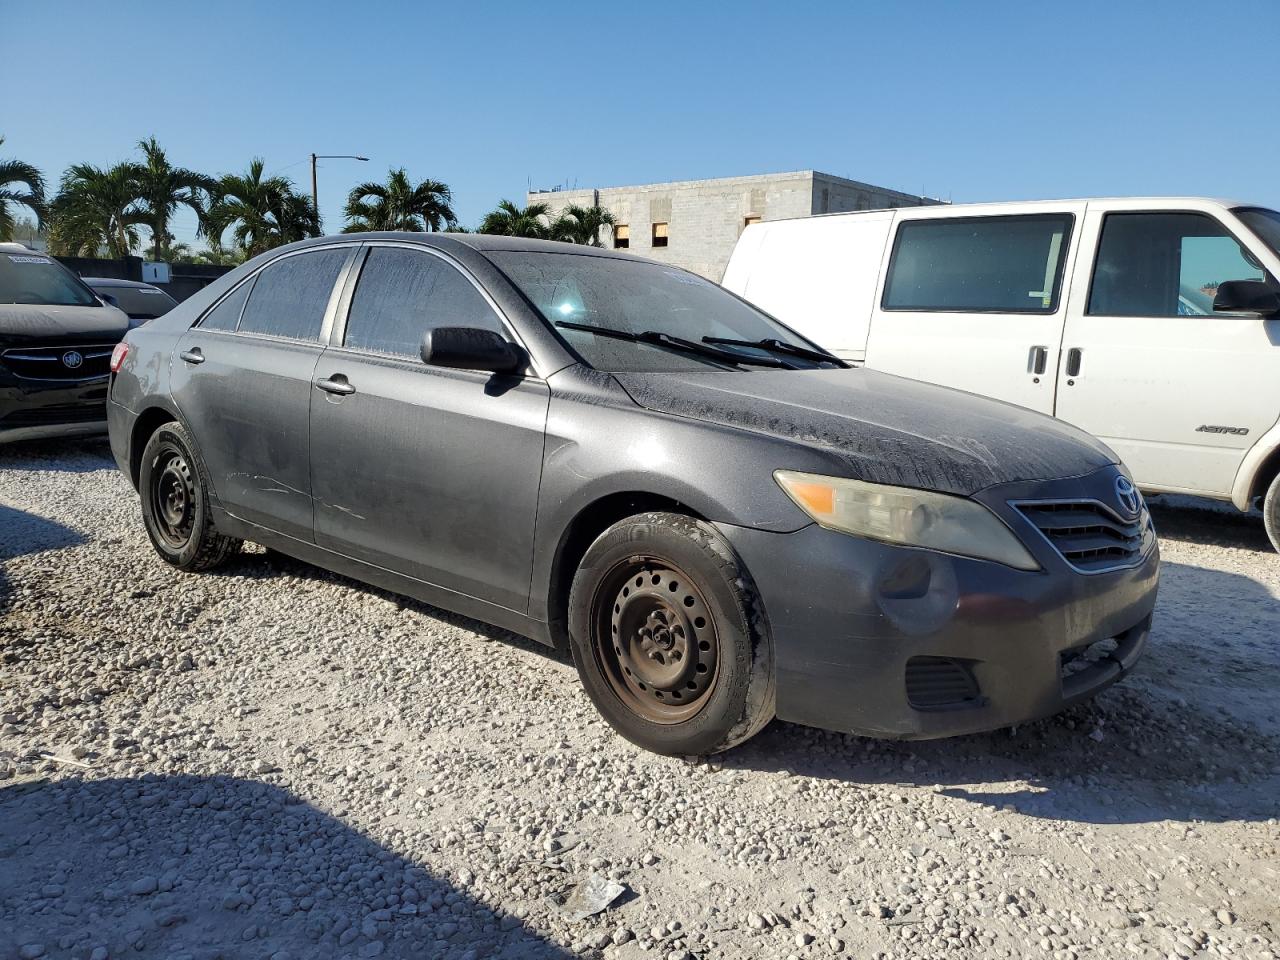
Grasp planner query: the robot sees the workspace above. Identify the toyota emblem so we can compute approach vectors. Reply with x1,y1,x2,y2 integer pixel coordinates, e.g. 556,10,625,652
61,350,84,369
1114,476,1141,517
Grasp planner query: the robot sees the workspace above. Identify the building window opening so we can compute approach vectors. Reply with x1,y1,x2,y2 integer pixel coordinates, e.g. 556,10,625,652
613,224,629,249
651,222,669,248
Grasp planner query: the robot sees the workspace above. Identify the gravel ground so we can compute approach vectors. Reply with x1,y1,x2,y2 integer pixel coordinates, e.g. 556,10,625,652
1,437,1277,960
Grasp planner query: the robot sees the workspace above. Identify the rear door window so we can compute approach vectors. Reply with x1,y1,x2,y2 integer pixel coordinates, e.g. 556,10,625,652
342,247,504,357
1087,212,1268,317
882,214,1073,313
237,248,350,341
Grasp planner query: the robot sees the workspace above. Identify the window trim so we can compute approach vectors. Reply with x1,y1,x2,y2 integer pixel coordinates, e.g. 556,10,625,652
329,240,542,380
193,242,361,344
1085,208,1275,319
879,213,1076,315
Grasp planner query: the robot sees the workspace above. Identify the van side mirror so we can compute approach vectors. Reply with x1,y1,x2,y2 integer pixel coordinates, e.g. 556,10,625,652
1213,279,1280,316
98,293,119,308
421,326,522,373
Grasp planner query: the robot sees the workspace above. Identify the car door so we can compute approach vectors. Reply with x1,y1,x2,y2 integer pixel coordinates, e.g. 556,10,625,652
171,244,357,540
1054,204,1280,496
309,243,550,613
863,207,1084,413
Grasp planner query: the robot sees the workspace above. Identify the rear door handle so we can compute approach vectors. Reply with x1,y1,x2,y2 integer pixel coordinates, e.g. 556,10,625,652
1029,345,1048,376
1065,348,1083,378
179,348,204,365
316,375,356,396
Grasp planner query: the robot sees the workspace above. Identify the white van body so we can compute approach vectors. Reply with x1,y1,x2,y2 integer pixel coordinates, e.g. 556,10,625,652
723,198,1280,519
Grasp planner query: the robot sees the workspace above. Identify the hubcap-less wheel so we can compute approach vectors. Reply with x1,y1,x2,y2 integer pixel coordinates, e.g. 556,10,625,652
151,449,196,549
594,560,719,723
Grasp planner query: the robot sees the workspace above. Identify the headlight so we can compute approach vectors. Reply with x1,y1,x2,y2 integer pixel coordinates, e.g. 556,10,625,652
775,470,1040,571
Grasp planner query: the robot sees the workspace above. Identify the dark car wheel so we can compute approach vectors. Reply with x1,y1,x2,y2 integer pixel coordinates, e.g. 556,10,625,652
1265,472,1280,553
138,420,240,571
568,512,775,756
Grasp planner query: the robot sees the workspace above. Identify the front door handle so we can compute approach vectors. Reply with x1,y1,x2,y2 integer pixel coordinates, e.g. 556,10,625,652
1065,347,1083,378
1029,345,1048,376
179,348,204,365
316,375,356,396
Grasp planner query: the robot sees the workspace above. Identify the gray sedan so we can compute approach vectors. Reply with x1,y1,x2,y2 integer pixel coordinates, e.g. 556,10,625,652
106,234,1159,755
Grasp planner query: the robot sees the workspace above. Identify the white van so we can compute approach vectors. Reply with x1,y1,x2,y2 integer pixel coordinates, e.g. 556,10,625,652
723,198,1280,550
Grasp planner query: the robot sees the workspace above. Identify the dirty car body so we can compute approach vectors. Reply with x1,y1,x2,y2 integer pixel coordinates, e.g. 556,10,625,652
106,234,1159,747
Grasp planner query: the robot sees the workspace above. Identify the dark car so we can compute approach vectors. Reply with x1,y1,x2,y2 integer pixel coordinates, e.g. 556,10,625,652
1,244,131,443
82,277,179,327
106,234,1159,756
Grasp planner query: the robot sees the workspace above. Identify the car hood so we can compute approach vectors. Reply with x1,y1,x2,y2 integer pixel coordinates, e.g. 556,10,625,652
0,302,131,347
611,367,1117,496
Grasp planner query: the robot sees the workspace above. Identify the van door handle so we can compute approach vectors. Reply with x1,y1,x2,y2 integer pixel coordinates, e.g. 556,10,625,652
316,375,356,396
1029,345,1048,376
1065,348,1083,378
179,348,204,365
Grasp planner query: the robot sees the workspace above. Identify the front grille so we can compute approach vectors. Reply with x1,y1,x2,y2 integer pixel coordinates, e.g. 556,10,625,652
905,657,981,709
1,344,115,380
0,403,106,427
1014,499,1153,573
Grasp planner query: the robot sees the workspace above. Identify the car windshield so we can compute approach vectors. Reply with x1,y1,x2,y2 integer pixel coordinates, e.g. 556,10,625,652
0,252,99,307
94,284,177,320
489,250,827,372
1235,207,1280,260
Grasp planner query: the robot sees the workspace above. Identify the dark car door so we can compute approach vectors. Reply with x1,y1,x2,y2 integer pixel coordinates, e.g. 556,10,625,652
171,245,357,541
309,243,550,612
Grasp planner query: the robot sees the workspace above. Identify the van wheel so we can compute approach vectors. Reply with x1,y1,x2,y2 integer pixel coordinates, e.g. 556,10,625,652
1264,472,1280,553
138,421,241,571
568,513,775,756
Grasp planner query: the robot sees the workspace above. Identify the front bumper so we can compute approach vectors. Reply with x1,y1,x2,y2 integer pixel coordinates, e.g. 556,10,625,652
717,467,1160,739
0,374,110,444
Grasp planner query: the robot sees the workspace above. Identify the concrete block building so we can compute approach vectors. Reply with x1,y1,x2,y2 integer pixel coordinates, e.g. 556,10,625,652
528,170,940,280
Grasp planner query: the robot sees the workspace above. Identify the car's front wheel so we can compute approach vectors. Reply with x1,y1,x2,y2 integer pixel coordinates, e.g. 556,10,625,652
568,513,775,756
138,420,240,571
1264,471,1280,553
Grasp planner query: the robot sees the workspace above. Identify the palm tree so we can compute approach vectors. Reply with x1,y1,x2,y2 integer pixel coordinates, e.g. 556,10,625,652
550,204,617,246
477,200,552,239
0,136,47,243
343,168,456,233
205,159,320,257
48,162,146,257
133,137,215,261
190,242,245,266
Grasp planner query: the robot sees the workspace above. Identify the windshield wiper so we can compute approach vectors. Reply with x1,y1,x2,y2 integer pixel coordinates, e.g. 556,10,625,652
555,321,791,368
702,336,850,367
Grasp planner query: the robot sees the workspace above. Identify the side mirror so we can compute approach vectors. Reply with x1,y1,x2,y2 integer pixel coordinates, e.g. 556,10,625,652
421,326,522,373
1213,279,1280,316
98,293,119,307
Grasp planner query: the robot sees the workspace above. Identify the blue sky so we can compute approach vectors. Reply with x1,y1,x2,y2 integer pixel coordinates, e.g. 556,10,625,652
4,0,1278,249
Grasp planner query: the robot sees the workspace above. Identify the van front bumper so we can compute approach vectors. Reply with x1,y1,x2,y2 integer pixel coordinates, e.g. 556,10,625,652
716,470,1160,739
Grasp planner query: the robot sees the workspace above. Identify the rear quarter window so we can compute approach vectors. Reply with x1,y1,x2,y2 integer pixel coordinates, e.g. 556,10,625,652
882,214,1074,313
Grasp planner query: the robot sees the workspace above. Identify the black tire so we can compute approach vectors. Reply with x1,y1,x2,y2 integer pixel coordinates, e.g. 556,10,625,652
568,512,775,756
138,420,240,571
1265,472,1280,553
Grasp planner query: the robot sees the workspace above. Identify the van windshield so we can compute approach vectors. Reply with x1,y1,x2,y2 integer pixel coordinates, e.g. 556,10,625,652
1235,208,1280,260
0,252,99,307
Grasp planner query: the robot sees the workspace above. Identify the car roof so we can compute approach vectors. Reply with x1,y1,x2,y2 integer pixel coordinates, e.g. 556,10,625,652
264,231,654,264
80,276,166,290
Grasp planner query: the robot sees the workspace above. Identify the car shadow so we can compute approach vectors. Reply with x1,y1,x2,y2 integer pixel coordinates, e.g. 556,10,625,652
722,557,1280,827
1147,496,1273,553
0,774,578,959
0,435,115,473
0,503,87,616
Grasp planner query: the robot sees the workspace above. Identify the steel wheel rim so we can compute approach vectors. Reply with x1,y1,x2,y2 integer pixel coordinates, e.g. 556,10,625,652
592,558,720,724
151,446,196,549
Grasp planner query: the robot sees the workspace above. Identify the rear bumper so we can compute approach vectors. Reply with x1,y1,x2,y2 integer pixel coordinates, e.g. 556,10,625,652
106,397,137,484
717,471,1160,739
0,375,110,444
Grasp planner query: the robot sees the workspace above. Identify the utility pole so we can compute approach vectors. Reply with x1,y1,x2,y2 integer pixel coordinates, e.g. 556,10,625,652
309,153,370,231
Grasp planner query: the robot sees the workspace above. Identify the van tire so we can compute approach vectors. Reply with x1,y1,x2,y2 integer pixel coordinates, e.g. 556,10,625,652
1264,472,1280,553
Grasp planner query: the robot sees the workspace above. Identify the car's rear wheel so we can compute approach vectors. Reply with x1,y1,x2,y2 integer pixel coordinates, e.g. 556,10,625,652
138,420,240,571
568,512,774,756
1264,471,1280,553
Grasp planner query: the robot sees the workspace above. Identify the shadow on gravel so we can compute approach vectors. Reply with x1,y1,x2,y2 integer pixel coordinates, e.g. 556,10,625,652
0,436,115,473
728,557,1280,828
1147,498,1273,554
0,504,86,614
0,774,574,960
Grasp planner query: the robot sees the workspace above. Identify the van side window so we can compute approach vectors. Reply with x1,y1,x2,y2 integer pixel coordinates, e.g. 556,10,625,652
237,248,350,341
882,215,1073,313
1087,212,1267,317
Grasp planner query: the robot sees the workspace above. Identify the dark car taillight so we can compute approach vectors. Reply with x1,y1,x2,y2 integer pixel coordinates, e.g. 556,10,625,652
110,341,130,373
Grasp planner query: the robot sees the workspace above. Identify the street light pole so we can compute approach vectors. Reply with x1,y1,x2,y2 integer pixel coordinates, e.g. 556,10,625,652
309,153,369,230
